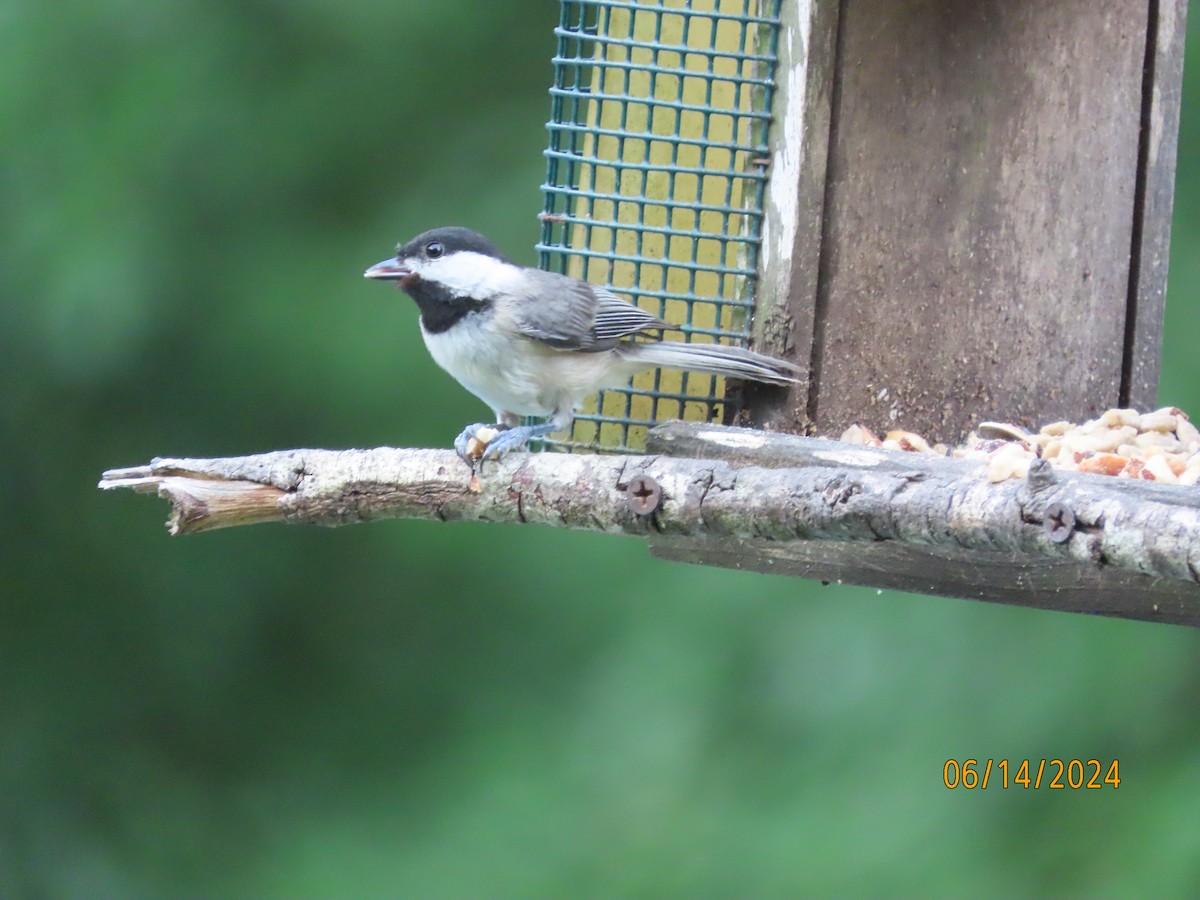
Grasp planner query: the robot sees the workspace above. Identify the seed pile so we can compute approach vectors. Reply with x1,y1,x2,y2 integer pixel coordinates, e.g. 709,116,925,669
838,407,1200,484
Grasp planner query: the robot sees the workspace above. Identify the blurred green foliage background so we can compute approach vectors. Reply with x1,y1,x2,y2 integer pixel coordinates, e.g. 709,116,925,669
4,2,1200,897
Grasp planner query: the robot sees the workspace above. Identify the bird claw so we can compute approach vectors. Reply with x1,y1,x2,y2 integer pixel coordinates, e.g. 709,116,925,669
454,424,500,468
477,425,540,461
453,421,561,470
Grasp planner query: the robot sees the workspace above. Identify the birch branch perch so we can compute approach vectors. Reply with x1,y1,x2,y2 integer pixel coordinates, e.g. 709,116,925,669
99,422,1200,626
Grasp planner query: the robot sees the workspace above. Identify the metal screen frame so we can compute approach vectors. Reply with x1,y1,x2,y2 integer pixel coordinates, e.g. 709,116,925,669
537,0,783,452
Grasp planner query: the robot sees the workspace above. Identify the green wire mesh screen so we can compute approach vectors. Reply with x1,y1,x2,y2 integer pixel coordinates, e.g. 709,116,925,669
537,0,783,452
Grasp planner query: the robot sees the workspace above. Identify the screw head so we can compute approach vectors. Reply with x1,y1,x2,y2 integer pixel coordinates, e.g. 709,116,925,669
627,474,662,516
1044,501,1075,543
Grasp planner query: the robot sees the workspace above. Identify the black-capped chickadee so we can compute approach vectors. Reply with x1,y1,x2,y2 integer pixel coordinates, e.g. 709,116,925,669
364,226,799,463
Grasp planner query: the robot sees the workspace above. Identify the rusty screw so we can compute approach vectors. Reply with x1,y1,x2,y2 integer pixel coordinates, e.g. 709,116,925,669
627,474,662,516
1043,501,1075,543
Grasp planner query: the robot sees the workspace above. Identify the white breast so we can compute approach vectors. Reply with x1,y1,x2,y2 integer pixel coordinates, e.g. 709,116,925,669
420,311,621,422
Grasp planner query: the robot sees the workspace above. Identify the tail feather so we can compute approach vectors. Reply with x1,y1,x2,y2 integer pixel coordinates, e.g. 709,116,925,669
617,340,801,386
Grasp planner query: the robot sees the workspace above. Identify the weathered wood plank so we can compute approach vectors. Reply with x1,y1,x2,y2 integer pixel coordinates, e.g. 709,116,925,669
649,536,1200,627
1125,0,1188,409
814,0,1147,442
743,0,1180,444
737,0,842,419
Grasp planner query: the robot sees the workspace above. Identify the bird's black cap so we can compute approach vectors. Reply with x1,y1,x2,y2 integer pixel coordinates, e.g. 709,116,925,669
395,226,510,263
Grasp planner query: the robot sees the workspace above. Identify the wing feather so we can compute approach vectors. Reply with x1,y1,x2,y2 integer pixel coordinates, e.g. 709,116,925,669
591,288,672,345
509,270,672,352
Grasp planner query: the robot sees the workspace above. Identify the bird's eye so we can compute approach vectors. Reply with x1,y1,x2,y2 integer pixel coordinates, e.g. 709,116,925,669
425,240,445,259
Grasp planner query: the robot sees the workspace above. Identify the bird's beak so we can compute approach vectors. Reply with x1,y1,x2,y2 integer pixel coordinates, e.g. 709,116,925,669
363,258,412,281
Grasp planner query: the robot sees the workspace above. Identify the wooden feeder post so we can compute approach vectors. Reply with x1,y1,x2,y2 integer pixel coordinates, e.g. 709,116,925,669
742,0,1188,442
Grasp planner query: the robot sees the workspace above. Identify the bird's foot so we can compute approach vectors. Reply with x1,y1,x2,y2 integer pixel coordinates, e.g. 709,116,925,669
454,423,501,466
453,421,560,469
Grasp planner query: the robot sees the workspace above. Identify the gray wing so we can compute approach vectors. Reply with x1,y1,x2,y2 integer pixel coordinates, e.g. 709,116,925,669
510,269,672,352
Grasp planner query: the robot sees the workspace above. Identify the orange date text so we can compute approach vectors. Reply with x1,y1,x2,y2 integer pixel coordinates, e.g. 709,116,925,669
942,759,1120,790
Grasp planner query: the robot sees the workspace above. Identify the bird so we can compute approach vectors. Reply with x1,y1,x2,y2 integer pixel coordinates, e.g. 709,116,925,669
364,226,800,464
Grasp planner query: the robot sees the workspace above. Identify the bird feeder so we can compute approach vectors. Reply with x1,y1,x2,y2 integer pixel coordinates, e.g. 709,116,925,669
536,0,1196,620
102,0,1200,626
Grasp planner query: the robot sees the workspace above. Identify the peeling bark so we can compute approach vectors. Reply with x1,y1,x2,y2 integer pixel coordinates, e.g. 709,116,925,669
99,426,1200,597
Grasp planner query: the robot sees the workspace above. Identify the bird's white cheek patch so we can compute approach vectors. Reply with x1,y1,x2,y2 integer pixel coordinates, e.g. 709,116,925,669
418,252,523,298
